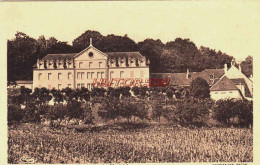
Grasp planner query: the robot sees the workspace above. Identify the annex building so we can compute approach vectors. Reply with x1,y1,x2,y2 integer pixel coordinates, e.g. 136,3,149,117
33,39,150,90
151,59,253,100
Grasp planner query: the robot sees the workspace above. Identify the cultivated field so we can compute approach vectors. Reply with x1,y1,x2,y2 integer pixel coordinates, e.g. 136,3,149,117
8,123,253,163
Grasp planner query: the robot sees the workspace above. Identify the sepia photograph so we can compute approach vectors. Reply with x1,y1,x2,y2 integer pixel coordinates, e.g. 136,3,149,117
1,1,259,164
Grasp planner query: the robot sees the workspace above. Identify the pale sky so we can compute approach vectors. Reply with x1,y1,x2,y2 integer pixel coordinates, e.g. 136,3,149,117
1,1,260,60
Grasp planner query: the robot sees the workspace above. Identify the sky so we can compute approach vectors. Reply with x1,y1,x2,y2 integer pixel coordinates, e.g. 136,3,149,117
1,1,260,61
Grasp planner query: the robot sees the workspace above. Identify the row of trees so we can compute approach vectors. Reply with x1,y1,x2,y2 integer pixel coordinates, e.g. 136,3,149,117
8,77,253,127
7,30,253,81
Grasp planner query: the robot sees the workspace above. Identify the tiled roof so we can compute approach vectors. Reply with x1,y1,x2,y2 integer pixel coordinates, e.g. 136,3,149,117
151,68,225,86
105,52,144,59
42,53,77,60
210,76,238,91
16,80,33,84
229,78,245,85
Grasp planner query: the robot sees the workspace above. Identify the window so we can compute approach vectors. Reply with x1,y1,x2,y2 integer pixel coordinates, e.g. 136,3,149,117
79,62,83,68
68,84,72,88
38,73,42,80
87,72,90,79
89,52,93,58
130,71,134,78
140,71,144,77
87,83,91,90
110,71,114,78
209,74,215,80
58,73,62,80
81,83,85,88
48,73,52,80
89,62,93,68
99,62,102,68
81,72,85,79
91,72,94,79
77,72,81,79
77,84,81,88
120,71,124,78
101,72,104,78
68,72,72,80
58,84,61,90
97,72,100,79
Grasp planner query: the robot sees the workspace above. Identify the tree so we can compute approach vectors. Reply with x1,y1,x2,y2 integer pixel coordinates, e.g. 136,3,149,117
241,56,253,78
173,98,211,126
91,87,106,97
50,88,64,104
98,97,120,123
7,32,37,81
214,99,253,127
138,39,164,73
31,87,52,106
190,77,210,99
72,30,104,52
98,34,138,52
66,100,84,119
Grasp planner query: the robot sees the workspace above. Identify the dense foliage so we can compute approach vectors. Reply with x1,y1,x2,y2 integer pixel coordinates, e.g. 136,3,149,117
8,86,253,128
190,77,210,99
8,30,252,81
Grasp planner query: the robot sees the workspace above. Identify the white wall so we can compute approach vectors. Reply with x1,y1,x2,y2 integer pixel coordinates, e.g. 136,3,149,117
210,90,242,100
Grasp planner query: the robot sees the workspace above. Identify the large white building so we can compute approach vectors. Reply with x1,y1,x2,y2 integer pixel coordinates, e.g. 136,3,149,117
33,40,150,90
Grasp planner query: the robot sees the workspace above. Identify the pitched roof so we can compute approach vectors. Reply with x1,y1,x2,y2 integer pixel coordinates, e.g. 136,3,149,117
229,78,245,85
16,80,33,84
42,53,77,60
151,68,225,86
210,76,238,91
105,52,144,59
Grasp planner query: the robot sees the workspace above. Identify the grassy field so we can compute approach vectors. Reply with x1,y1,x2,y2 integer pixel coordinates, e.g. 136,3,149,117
8,123,253,163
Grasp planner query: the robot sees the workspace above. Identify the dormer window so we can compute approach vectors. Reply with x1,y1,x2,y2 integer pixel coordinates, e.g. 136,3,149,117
209,74,215,80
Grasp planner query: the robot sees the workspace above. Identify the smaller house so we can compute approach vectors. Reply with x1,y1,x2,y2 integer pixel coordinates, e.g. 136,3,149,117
151,59,253,100
210,60,253,100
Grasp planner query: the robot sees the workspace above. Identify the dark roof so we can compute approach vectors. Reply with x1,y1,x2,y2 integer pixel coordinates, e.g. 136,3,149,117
229,78,245,85
151,68,225,86
210,76,238,91
105,52,144,59
16,80,33,84
42,53,77,60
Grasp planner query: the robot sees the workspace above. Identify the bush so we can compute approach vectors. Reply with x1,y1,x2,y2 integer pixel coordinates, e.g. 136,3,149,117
47,104,67,120
8,104,22,125
213,99,253,127
173,98,212,126
98,97,120,122
82,103,94,124
22,103,41,123
66,100,84,119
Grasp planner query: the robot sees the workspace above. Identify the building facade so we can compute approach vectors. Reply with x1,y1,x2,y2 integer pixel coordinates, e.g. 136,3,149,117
33,40,150,90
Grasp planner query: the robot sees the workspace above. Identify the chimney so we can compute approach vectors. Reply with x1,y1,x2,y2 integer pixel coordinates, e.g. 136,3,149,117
231,58,235,66
186,68,190,79
224,63,228,73
90,38,92,46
